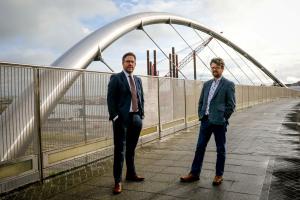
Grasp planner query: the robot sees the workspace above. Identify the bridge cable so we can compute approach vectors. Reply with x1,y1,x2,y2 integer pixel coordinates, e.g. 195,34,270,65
252,62,273,84
201,32,270,85
217,40,269,84
156,41,202,65
169,23,211,72
192,29,240,84
212,39,265,85
139,25,187,79
214,39,255,85
232,50,265,85
258,68,273,84
162,36,213,77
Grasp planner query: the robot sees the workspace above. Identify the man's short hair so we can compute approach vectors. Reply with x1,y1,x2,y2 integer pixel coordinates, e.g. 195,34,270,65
122,52,136,62
210,57,225,68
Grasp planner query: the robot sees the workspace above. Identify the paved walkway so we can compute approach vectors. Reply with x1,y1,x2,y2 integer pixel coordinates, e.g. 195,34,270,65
3,99,300,200
49,99,300,200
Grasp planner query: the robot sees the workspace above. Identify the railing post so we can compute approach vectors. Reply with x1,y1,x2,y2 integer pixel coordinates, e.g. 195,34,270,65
157,77,161,140
81,72,88,164
193,50,197,80
184,79,187,128
81,72,87,144
33,68,44,183
172,78,175,133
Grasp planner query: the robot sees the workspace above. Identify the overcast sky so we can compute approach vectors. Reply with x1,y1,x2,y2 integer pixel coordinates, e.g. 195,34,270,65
0,0,299,84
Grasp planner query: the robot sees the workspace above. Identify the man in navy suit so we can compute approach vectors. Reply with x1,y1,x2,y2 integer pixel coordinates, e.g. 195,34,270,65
107,52,145,194
180,57,236,185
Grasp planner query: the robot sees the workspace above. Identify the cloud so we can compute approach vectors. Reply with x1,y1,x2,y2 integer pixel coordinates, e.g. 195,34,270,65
129,0,300,84
81,27,92,35
0,47,56,65
286,76,299,84
1,0,300,84
0,0,118,64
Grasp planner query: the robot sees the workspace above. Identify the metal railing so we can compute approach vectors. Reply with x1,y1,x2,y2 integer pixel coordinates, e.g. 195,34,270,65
0,62,299,193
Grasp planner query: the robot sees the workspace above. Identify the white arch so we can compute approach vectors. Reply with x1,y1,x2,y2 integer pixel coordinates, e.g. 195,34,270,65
53,12,285,87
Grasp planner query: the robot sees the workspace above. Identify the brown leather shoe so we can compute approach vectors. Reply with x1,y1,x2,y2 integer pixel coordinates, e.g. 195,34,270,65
212,176,223,186
180,173,199,182
113,182,122,194
125,174,145,182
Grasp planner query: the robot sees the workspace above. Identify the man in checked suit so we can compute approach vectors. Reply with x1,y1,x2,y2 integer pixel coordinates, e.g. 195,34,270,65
107,52,145,194
180,57,236,185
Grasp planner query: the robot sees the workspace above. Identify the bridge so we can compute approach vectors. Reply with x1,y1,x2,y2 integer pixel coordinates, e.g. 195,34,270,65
0,12,299,200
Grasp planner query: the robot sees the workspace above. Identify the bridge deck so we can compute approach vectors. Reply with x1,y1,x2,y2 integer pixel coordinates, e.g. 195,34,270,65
2,99,300,200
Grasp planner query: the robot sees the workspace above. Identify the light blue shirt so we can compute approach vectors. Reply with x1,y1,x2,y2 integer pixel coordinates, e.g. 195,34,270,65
205,77,222,115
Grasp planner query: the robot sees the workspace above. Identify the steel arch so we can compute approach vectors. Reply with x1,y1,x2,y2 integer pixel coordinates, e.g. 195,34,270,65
53,12,285,87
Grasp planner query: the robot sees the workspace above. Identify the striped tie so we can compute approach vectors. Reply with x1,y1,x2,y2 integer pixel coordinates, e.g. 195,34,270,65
128,75,138,112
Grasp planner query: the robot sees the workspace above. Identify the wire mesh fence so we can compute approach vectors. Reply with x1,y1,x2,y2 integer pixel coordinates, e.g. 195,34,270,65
0,62,299,193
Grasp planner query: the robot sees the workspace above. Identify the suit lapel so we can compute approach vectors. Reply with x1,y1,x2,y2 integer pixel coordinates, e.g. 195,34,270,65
212,77,224,100
121,71,131,92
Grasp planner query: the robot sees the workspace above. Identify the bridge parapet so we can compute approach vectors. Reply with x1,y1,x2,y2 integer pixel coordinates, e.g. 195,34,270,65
0,62,299,193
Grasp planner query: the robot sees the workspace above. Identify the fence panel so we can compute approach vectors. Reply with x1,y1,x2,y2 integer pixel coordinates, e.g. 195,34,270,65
0,64,40,193
1,62,300,193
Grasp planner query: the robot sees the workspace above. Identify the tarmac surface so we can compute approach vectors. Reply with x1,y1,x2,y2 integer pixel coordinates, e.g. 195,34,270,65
2,99,299,200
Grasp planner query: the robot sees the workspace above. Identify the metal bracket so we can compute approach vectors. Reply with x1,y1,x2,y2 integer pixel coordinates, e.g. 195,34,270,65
137,20,144,30
94,46,102,61
94,46,114,72
141,26,187,79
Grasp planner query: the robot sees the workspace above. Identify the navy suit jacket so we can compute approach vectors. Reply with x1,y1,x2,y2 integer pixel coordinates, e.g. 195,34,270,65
198,77,236,125
107,71,144,123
